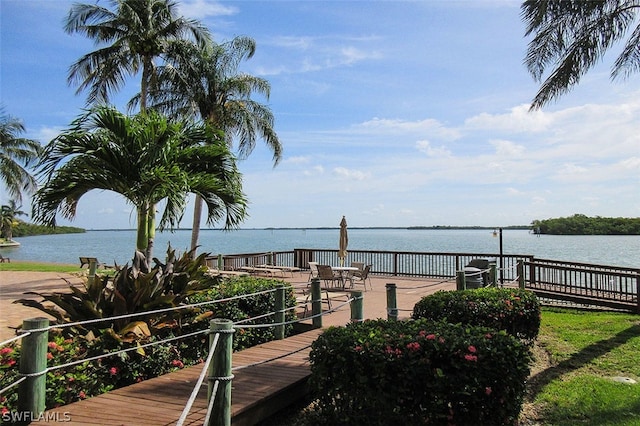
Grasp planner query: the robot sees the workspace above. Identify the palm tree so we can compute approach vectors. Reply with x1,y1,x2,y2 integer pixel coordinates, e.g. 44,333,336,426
65,0,210,111
0,108,41,203
1,200,27,241
33,106,247,260
522,0,640,109
147,36,282,250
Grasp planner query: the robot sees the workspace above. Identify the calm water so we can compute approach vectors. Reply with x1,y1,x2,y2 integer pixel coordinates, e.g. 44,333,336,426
1,229,639,268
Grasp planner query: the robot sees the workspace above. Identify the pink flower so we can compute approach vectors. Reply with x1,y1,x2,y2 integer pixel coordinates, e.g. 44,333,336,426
1,407,8,415
406,342,421,352
384,346,402,356
109,367,118,376
0,347,13,355
354,345,363,352
426,334,436,340
78,391,86,399
468,345,477,353
47,342,58,349
464,354,477,362
171,359,184,368
439,337,445,343
484,333,493,339
46,353,54,360
485,387,492,395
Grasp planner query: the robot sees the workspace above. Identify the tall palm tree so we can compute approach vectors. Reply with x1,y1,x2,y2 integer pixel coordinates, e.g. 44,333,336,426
1,200,27,241
0,108,41,203
147,36,282,250
523,0,640,109
33,107,247,260
65,0,210,111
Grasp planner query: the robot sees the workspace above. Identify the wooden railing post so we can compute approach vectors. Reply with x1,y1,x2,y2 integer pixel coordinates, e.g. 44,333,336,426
274,285,285,340
88,259,97,288
489,263,497,287
386,283,398,321
517,259,525,289
208,319,234,426
456,270,466,291
18,317,49,421
311,278,322,328
350,291,364,323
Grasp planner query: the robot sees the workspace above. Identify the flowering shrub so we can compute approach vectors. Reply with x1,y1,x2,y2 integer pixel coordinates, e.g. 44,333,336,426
308,319,531,425
412,288,541,343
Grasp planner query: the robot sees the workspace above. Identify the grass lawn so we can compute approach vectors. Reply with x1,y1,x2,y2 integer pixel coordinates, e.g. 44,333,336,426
0,260,83,273
523,307,640,425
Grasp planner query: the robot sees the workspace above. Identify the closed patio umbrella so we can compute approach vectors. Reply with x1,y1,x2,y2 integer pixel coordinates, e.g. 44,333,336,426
338,216,348,266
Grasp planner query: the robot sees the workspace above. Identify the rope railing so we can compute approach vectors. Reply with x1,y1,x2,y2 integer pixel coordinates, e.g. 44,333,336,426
176,332,220,426
0,287,281,341
394,277,456,290
0,332,30,348
0,376,26,396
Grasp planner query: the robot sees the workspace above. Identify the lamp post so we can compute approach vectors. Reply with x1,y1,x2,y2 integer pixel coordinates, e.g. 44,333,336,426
493,227,503,285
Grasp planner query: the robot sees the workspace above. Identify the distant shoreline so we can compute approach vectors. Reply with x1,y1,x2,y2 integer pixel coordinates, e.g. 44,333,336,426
85,225,531,231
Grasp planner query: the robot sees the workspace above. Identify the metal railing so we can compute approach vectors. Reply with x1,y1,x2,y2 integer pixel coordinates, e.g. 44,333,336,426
208,249,640,312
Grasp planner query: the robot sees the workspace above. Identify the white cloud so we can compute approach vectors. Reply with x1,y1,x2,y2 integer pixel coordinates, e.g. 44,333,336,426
284,156,310,164
415,140,452,158
34,126,63,144
490,139,525,157
178,0,237,18
465,104,553,133
358,118,461,140
333,167,370,180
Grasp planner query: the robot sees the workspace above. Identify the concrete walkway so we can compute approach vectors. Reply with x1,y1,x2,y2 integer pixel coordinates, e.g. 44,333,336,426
0,271,85,342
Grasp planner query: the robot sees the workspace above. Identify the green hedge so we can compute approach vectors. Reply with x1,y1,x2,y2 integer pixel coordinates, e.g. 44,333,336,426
412,288,541,342
307,319,531,425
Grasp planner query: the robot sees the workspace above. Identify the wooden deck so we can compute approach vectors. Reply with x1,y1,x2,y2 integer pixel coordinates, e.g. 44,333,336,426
42,273,456,425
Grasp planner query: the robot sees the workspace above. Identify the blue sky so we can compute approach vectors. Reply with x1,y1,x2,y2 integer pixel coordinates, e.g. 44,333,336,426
1,0,639,230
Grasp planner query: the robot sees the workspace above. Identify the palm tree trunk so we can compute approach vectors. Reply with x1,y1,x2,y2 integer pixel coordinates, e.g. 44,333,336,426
146,206,155,262
190,194,204,253
136,205,149,252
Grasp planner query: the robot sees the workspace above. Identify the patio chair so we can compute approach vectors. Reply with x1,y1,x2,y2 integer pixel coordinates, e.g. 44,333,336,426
297,285,333,317
347,264,372,291
351,261,364,271
317,264,344,289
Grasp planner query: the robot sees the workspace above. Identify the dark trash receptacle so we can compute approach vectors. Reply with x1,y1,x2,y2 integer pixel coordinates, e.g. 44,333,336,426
465,258,497,287
464,266,483,289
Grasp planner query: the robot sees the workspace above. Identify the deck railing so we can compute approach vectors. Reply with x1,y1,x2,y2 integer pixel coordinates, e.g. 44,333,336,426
207,249,640,312
524,258,640,311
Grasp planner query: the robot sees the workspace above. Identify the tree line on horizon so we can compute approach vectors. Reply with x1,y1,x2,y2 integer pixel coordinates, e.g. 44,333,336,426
531,214,640,235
